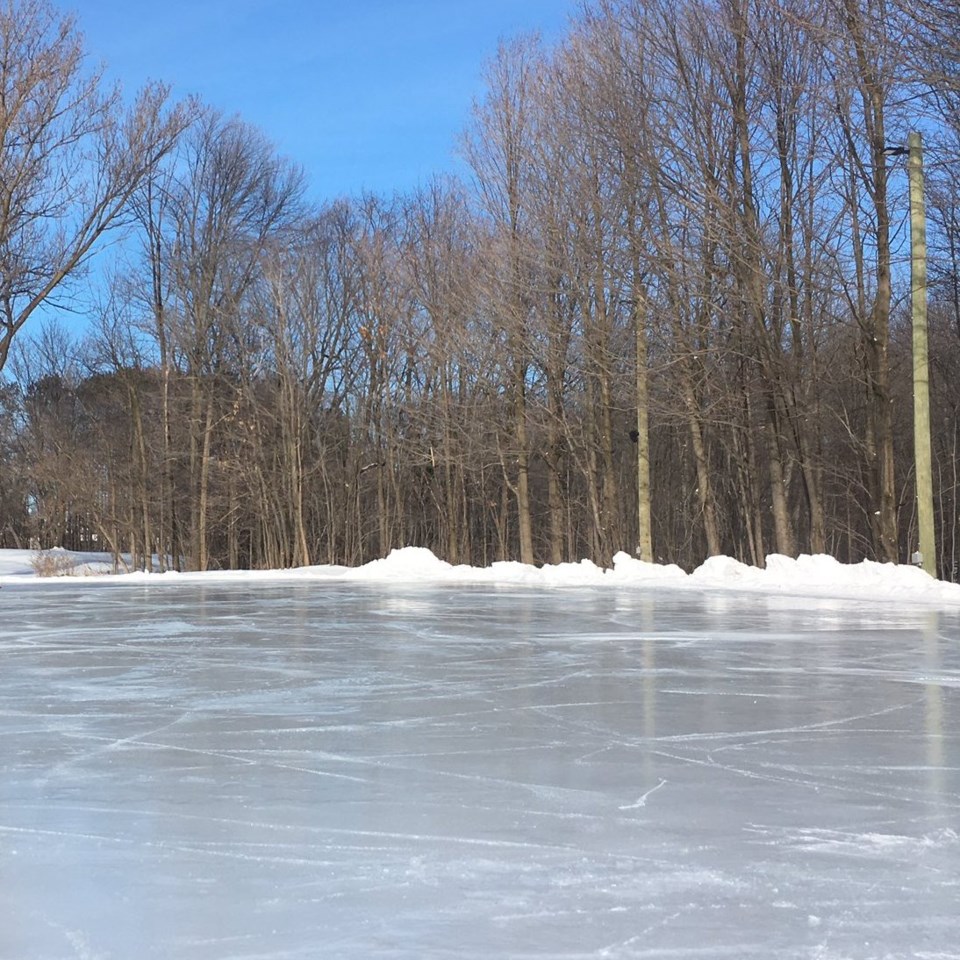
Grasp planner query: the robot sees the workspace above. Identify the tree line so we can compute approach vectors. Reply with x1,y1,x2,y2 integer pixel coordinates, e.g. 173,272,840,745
1,0,959,574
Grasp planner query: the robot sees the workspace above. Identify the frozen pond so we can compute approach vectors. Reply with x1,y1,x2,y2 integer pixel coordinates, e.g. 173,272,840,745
1,581,958,959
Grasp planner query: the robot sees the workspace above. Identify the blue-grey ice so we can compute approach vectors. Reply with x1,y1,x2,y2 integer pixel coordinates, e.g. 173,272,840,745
1,580,958,959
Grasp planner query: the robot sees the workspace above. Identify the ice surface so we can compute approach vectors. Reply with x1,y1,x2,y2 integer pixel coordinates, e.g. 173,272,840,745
1,581,958,959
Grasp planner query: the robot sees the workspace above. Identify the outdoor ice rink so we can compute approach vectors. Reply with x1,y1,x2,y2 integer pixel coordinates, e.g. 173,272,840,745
1,580,957,959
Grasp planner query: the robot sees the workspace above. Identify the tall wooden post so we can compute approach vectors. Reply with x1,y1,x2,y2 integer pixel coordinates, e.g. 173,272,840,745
909,131,936,577
635,288,653,562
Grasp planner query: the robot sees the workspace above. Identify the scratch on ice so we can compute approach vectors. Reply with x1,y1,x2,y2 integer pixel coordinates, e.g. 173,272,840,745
619,779,668,810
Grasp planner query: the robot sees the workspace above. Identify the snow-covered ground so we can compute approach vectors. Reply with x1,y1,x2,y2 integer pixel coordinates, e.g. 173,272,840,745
3,545,960,606
1,574,958,958
0,547,130,578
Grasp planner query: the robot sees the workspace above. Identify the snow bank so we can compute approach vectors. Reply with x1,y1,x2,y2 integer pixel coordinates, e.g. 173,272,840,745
685,552,960,604
3,545,960,606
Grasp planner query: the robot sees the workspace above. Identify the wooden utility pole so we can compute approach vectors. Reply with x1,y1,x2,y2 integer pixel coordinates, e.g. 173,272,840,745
635,287,653,562
909,131,936,577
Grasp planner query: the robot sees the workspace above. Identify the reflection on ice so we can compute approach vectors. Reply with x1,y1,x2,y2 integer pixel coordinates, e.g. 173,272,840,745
0,582,958,959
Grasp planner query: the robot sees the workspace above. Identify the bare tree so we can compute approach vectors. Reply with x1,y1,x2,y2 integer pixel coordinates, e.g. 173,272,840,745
159,110,305,570
824,0,906,561
0,0,192,372
463,37,544,565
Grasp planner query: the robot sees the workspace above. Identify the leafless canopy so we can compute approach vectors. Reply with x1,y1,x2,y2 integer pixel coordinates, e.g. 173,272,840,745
0,0,193,371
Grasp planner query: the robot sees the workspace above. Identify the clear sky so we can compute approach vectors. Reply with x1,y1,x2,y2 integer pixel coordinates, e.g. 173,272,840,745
72,0,581,202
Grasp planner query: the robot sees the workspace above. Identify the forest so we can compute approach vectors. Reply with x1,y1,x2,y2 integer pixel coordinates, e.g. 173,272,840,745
1,0,959,575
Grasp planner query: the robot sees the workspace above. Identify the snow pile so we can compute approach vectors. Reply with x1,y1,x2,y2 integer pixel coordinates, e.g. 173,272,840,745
3,545,960,606
339,547,960,605
347,549,683,587
350,546,453,580
687,551,957,603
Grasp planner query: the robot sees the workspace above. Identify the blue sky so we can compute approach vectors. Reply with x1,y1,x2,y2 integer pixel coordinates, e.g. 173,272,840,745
73,0,581,202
